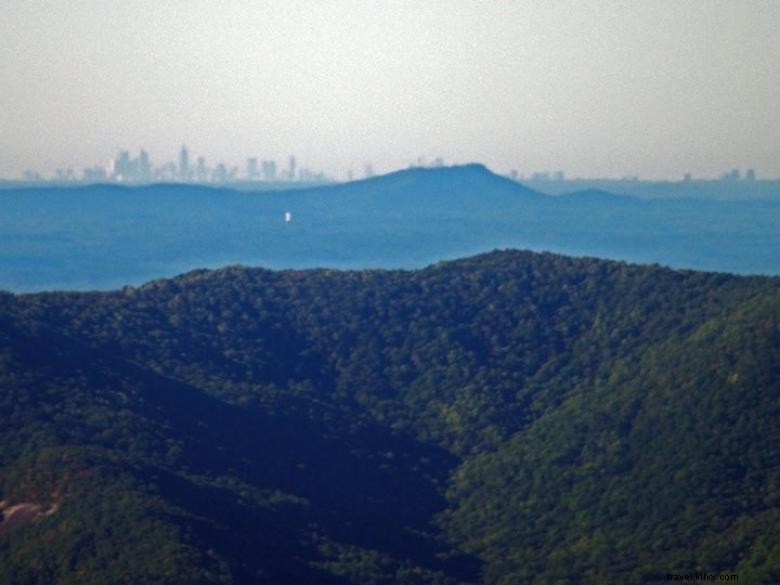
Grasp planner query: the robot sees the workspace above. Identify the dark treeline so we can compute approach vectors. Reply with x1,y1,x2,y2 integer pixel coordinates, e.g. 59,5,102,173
1,249,779,583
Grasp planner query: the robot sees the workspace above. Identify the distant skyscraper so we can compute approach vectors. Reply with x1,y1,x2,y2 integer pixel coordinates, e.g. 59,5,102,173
288,156,297,181
138,150,151,182
212,162,228,183
113,150,132,182
262,160,277,181
246,157,258,180
179,145,190,181
196,157,208,182
364,164,374,178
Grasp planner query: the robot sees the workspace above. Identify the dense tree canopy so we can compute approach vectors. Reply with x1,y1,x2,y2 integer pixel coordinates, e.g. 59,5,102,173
1,250,778,583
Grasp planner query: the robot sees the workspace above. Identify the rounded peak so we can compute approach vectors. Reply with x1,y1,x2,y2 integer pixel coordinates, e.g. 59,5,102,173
322,162,543,203
388,162,491,177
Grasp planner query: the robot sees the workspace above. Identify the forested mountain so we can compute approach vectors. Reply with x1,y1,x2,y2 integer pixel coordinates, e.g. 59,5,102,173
2,164,780,292
1,250,779,583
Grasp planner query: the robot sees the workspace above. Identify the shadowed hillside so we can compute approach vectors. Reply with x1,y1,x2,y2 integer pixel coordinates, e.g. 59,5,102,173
1,249,779,583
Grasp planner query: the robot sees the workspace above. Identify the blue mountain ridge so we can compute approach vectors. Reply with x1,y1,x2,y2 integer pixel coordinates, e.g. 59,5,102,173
1,164,778,292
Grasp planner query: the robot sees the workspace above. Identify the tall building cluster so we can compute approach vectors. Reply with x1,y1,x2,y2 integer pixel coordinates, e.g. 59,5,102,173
27,146,333,185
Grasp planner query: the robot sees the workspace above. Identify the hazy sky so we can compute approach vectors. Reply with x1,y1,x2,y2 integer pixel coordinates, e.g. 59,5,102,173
1,1,778,180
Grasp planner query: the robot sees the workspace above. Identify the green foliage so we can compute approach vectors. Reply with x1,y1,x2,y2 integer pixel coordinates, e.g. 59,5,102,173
1,250,778,583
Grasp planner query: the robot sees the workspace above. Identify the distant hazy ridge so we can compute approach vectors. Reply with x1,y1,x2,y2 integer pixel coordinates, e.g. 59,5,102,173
1,164,779,292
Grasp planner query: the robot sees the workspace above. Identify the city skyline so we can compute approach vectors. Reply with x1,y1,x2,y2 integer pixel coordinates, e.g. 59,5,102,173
2,2,779,181
7,144,772,185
